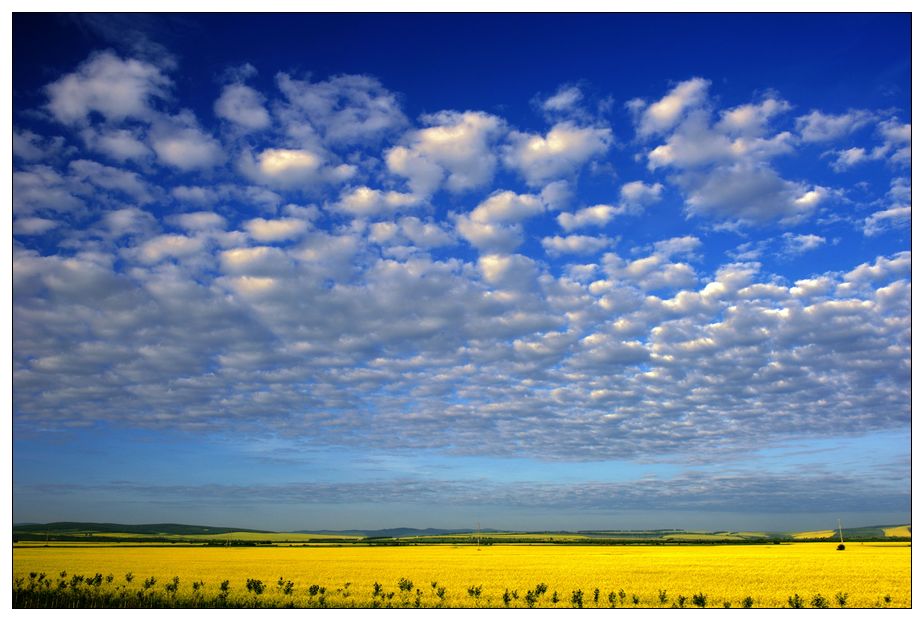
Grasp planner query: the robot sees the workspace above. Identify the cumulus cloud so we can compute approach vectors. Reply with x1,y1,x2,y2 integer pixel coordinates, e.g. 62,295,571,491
646,111,795,170
239,147,349,190
214,83,271,131
781,232,826,255
171,211,227,232
331,186,419,218
14,217,61,235
276,73,407,145
828,118,910,170
68,159,154,203
557,204,618,231
134,234,205,263
541,234,611,256
716,98,791,135
862,177,910,237
619,180,664,214
864,205,910,237
631,77,710,137
678,163,826,226
631,82,835,227
541,85,583,113
81,127,152,162
796,109,875,142
455,191,545,252
602,247,699,291
477,253,539,289
244,217,309,242
13,129,67,161
503,122,612,186
103,206,158,238
557,191,654,237
149,113,225,170
44,50,171,124
13,166,85,215
386,110,505,196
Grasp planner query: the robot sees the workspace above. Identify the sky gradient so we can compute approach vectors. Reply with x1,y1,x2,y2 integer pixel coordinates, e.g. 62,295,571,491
11,13,911,531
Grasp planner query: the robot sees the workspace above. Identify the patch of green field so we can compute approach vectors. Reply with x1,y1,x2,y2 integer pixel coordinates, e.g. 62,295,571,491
662,533,746,541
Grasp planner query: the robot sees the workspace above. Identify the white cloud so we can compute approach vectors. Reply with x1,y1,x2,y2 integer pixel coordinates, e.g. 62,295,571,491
679,164,826,226
829,119,910,170
652,235,702,258
219,246,291,276
215,83,271,131
245,217,309,242
647,112,794,170
864,205,910,237
331,186,419,217
877,118,911,165
455,191,545,252
634,77,710,137
469,191,545,224
619,180,664,214
541,234,610,256
503,122,612,186
557,204,618,231
172,211,227,232
135,234,205,263
781,232,826,255
716,98,791,135
103,206,157,237
796,109,874,142
842,251,909,285
402,218,455,248
149,114,225,171
13,129,67,161
542,85,583,113
82,127,152,162
14,217,60,235
238,147,337,189
454,217,523,253
386,110,505,195
603,250,699,291
276,73,407,145
44,50,171,124
831,146,869,170
171,185,220,205
68,159,154,203
13,166,85,215
477,253,538,288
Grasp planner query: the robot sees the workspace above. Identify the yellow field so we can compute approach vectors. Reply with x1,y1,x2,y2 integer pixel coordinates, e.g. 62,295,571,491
12,542,910,608
793,530,835,540
884,526,911,538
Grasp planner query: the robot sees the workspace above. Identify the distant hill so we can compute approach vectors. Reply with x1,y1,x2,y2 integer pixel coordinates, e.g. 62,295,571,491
12,522,269,536
12,522,910,543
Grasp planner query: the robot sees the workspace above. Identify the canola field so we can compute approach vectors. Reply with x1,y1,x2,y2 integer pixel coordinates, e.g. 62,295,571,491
12,542,910,608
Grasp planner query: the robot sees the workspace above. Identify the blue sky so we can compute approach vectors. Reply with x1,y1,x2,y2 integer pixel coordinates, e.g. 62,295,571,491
11,12,911,531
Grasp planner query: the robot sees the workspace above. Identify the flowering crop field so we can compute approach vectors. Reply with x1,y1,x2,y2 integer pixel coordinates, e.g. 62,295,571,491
12,542,909,608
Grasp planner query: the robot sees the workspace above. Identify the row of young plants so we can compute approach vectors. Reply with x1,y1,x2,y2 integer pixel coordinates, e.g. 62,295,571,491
13,570,892,608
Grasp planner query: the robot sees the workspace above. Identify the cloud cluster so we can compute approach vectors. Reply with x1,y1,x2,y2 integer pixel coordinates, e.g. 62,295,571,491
12,49,910,471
